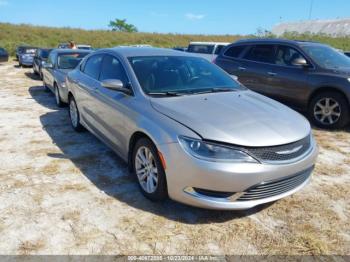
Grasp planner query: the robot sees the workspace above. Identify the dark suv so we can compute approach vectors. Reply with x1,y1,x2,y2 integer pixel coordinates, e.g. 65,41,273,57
215,39,350,129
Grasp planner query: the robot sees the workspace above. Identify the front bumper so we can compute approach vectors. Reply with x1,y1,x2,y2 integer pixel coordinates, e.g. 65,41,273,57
158,138,318,210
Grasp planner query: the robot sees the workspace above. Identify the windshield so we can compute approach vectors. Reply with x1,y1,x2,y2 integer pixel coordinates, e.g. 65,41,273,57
302,45,350,69
129,56,242,95
57,53,88,69
24,48,37,54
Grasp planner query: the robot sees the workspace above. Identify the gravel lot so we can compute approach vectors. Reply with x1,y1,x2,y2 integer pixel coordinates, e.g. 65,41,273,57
0,61,349,255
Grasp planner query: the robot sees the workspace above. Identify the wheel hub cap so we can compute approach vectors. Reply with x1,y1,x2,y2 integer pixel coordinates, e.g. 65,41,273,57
135,146,158,194
314,97,341,125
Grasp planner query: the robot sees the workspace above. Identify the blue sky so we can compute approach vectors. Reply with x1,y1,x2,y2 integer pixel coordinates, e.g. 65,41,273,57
0,0,349,35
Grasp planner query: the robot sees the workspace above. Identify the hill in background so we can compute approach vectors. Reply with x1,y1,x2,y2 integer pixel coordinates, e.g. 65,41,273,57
0,23,240,56
1,22,350,56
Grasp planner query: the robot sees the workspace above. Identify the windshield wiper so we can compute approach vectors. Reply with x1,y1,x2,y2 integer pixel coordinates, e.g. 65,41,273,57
148,92,184,97
190,87,237,95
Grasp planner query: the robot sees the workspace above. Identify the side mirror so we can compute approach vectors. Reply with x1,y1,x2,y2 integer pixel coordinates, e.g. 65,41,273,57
43,62,53,69
101,79,132,95
291,58,309,67
230,75,239,81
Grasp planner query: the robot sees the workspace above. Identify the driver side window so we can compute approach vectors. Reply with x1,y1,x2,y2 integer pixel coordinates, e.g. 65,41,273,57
275,45,306,67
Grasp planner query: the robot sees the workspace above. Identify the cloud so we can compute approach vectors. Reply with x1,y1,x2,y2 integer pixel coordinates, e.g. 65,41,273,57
185,13,205,21
0,0,8,6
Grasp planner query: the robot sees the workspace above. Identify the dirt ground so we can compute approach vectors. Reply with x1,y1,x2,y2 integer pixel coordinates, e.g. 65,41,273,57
0,61,349,255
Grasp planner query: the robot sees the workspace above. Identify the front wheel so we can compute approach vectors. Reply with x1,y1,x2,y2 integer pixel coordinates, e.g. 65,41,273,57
69,96,84,132
132,138,168,201
309,92,349,129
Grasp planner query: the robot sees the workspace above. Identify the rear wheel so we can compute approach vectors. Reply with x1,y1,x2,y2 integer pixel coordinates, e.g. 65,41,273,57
309,91,349,129
54,84,64,108
69,96,84,132
132,138,168,201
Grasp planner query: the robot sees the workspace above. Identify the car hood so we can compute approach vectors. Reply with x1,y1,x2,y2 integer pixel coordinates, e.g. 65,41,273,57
150,90,310,147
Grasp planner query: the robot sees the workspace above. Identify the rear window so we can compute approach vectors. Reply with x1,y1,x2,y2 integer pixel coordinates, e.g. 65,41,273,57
224,45,247,58
40,49,51,59
57,53,89,69
187,44,215,54
24,48,37,54
244,45,276,64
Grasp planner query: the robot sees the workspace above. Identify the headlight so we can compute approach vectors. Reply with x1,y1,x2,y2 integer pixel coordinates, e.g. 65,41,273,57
179,136,258,163
347,78,350,83
60,82,66,88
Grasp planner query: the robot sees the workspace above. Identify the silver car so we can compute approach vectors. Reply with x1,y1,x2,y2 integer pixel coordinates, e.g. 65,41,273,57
66,47,318,210
42,49,91,107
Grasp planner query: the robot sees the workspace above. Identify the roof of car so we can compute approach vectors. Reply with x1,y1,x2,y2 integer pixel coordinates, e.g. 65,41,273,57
51,49,92,54
189,42,231,45
101,47,195,57
234,38,323,46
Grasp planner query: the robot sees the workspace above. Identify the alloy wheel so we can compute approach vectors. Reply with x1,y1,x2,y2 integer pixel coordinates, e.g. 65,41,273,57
134,146,159,194
313,97,341,126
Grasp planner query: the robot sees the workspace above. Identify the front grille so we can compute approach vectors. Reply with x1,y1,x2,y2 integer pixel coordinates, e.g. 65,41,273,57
244,135,311,163
237,167,313,201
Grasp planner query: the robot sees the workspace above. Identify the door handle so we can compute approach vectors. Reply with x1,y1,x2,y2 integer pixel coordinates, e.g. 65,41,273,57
238,67,246,71
267,72,277,77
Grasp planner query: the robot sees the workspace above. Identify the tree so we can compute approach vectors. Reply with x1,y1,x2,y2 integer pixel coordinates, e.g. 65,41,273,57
108,19,138,33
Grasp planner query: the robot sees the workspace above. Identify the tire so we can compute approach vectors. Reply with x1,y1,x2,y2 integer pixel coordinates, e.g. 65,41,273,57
69,96,84,132
54,83,64,108
132,138,168,201
309,91,349,129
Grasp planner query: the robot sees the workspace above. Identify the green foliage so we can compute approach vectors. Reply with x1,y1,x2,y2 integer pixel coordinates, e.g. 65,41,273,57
0,23,239,56
1,23,350,57
108,19,138,33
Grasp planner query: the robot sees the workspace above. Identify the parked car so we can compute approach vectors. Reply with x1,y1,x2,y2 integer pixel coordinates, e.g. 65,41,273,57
33,48,53,79
66,47,318,210
187,42,230,61
42,49,91,107
77,44,92,50
17,46,37,67
16,46,27,60
173,46,187,52
215,39,350,129
58,43,69,49
0,47,9,63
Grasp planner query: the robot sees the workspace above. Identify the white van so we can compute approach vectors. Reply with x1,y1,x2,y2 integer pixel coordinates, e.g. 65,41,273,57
187,42,230,62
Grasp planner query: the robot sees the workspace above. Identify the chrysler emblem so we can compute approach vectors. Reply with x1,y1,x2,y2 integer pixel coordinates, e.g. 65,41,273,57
276,145,303,155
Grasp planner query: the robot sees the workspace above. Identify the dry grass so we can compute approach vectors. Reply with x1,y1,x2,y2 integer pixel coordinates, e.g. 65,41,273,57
18,240,45,254
0,62,349,255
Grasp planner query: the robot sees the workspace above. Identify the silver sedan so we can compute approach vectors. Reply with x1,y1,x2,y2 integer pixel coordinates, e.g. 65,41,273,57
66,47,318,210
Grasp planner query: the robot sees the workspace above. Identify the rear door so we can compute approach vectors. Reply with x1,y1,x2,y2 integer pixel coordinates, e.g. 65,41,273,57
237,44,278,94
